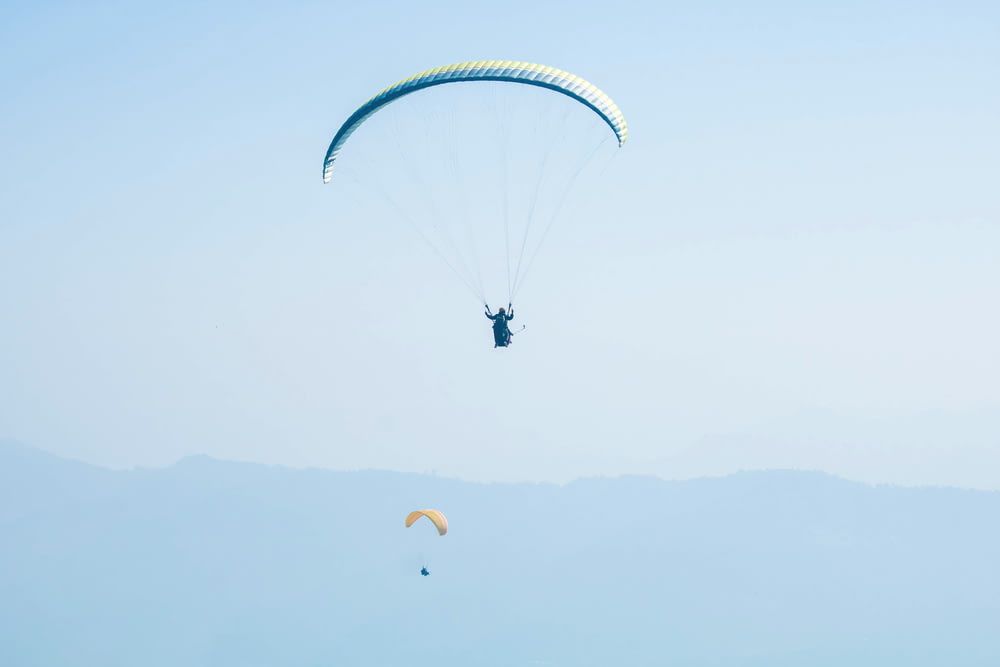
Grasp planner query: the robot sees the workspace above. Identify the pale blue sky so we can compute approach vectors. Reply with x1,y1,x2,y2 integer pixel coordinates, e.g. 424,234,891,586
2,1,998,487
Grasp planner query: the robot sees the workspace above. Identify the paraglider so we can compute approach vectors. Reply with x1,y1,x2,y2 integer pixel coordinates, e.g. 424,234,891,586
406,509,447,577
485,303,515,348
321,61,628,336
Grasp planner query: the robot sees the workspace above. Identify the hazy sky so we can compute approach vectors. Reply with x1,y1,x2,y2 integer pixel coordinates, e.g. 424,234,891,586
2,1,998,488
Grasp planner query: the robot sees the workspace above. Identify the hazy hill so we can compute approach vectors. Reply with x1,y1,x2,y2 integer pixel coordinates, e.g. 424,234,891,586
1,440,998,666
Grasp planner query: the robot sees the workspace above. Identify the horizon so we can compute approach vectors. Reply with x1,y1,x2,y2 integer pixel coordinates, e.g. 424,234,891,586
4,437,997,494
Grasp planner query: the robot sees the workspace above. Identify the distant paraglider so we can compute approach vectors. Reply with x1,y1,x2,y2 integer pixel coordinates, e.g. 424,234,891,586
406,509,448,577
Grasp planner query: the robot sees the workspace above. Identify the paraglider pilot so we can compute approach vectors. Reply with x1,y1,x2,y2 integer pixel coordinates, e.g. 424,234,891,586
420,567,430,576
485,303,515,348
